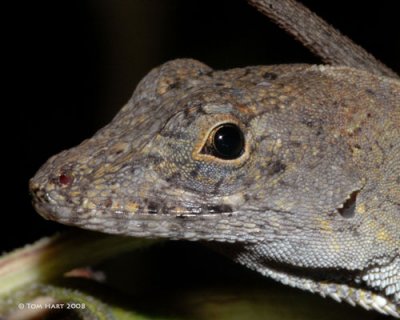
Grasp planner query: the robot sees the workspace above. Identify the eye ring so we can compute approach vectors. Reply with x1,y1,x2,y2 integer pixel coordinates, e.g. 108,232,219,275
202,123,245,160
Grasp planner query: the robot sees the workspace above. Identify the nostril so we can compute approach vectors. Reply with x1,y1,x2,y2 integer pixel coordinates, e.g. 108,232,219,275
58,173,73,186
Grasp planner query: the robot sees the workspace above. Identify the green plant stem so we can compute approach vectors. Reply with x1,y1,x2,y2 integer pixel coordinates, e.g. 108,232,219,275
0,230,159,296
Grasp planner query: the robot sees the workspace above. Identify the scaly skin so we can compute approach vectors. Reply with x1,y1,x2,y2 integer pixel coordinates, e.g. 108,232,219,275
30,59,399,317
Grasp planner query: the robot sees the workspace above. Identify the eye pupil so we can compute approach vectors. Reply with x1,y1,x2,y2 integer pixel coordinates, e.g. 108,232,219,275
212,124,244,159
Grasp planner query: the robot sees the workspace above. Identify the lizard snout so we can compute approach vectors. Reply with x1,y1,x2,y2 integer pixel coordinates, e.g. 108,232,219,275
29,177,73,222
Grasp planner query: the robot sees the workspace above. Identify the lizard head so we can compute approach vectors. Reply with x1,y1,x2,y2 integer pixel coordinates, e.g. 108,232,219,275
30,59,266,240
30,60,399,312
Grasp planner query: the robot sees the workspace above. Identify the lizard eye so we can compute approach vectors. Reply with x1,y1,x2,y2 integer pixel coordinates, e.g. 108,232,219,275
202,123,245,160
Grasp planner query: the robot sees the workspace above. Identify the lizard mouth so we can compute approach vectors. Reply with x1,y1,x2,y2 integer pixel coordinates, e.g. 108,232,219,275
29,166,241,240
29,178,75,223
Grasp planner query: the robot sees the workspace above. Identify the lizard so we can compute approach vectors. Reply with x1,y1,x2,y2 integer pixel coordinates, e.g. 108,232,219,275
29,0,399,317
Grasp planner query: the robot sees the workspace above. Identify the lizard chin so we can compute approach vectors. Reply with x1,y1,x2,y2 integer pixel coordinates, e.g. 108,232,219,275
33,201,73,224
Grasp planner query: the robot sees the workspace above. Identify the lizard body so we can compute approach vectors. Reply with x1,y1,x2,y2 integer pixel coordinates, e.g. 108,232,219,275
30,1,399,317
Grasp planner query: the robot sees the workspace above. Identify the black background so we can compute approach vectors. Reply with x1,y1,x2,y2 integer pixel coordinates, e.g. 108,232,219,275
3,1,399,318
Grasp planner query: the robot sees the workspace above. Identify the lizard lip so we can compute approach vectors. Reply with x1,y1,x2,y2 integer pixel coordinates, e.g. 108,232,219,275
32,201,56,221
31,191,75,223
29,178,72,222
